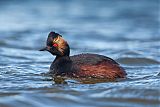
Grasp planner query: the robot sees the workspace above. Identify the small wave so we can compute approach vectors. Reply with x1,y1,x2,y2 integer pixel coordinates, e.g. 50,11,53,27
116,57,160,66
0,40,7,46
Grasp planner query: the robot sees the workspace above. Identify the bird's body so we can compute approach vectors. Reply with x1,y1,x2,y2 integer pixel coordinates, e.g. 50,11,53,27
40,32,127,82
50,53,126,80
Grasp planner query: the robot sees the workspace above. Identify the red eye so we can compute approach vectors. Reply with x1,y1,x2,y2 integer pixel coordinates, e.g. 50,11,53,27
53,43,58,47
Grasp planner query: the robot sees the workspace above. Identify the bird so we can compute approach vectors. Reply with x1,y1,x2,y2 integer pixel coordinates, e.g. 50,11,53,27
40,32,127,83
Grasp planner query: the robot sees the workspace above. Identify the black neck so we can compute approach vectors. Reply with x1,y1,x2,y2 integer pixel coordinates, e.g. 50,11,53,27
55,55,70,61
64,44,70,56
52,54,72,76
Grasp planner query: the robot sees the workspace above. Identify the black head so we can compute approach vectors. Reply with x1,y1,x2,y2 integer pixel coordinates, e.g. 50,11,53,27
40,32,70,56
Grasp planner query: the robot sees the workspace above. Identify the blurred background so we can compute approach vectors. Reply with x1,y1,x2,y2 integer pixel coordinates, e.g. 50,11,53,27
0,0,159,107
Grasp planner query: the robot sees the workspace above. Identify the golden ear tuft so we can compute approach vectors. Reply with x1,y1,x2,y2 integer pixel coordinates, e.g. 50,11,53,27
53,36,60,42
55,36,68,55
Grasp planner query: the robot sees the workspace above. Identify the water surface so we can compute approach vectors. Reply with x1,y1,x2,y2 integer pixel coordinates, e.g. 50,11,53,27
0,0,159,107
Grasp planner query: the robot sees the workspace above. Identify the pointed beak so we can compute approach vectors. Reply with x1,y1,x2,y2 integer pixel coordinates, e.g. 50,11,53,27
39,47,48,51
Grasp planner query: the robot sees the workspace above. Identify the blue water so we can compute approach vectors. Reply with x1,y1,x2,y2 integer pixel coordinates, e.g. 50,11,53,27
0,0,160,107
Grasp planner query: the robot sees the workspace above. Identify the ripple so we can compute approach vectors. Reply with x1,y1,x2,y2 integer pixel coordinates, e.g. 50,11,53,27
0,92,20,97
116,57,160,66
0,0,159,107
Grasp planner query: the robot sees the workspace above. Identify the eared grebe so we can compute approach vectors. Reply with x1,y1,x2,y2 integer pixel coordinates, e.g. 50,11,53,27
40,32,127,82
